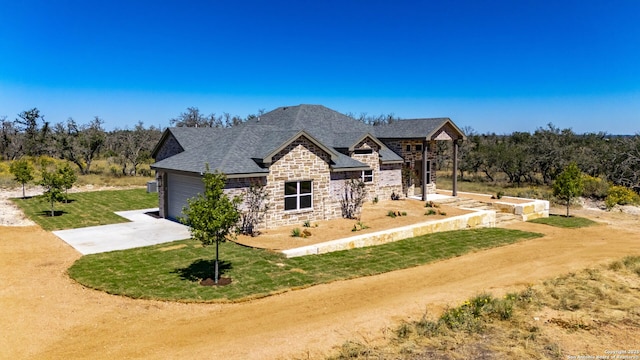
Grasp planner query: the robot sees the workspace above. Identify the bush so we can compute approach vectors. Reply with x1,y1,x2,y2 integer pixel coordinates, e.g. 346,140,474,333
605,185,639,210
291,228,302,237
582,175,609,199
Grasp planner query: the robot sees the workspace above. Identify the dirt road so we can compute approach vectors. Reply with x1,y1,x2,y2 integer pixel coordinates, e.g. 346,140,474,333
1,207,639,359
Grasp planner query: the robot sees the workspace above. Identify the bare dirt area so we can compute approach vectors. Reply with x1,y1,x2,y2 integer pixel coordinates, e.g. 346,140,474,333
235,199,470,250
1,204,640,359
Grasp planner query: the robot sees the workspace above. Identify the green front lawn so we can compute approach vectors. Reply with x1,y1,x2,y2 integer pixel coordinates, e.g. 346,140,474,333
12,188,158,230
68,228,542,302
529,215,597,228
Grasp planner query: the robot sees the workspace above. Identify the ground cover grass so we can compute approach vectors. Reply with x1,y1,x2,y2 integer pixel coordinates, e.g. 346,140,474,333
436,172,553,200
12,188,158,230
68,228,542,302
529,215,597,229
329,256,640,359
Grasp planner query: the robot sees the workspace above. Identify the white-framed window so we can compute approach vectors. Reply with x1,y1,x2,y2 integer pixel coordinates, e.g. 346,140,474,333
425,160,432,184
405,144,411,152
284,180,312,211
416,143,423,152
361,170,373,183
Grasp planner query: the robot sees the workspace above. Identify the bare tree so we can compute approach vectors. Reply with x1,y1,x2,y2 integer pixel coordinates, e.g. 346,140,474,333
340,179,367,219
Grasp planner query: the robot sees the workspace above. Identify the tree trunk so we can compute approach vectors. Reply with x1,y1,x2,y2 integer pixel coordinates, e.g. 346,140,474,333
22,183,25,199
50,198,55,217
214,241,219,284
566,200,570,217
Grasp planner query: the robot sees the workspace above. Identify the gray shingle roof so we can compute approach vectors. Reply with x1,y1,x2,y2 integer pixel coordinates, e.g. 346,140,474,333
152,105,460,175
374,118,448,139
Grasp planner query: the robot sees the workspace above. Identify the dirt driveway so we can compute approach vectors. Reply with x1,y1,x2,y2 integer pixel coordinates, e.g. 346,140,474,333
1,207,639,359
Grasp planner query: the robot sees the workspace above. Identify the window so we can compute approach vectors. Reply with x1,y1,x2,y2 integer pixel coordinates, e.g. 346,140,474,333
405,144,411,152
416,144,423,152
284,181,312,211
361,170,373,183
425,161,432,184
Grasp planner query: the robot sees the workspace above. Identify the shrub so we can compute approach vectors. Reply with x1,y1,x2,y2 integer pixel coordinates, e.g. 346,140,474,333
303,220,311,228
340,179,367,219
605,185,639,210
291,228,302,237
425,201,440,208
351,221,369,231
425,209,437,215
387,210,396,218
582,175,609,199
240,182,269,236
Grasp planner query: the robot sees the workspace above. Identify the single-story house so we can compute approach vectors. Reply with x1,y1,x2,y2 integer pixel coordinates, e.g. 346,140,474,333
151,104,465,229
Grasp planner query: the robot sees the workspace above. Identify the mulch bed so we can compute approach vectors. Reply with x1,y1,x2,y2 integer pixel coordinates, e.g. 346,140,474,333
200,277,232,286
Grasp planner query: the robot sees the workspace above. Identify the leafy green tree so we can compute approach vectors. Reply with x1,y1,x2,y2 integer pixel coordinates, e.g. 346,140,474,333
180,168,242,284
553,162,584,217
58,162,77,202
54,117,105,174
9,158,34,198
40,168,65,217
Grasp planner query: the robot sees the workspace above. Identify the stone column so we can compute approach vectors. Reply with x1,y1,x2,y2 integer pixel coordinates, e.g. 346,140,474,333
422,139,428,201
452,140,459,197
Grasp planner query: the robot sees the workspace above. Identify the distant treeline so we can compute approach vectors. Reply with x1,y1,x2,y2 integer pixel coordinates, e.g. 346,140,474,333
438,124,639,192
2,108,638,191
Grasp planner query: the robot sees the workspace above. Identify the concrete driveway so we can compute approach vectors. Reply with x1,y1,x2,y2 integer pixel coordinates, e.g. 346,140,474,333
52,208,191,255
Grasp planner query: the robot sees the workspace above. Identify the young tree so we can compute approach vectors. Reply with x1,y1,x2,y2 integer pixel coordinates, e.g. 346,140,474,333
58,162,77,202
9,158,34,198
553,162,584,217
40,168,65,217
180,168,242,284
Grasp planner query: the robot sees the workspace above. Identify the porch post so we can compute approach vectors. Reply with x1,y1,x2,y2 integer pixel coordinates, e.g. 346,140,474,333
452,139,459,197
421,139,428,201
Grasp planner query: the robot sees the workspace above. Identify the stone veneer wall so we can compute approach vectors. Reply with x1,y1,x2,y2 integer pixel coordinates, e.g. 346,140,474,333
156,171,167,217
350,137,380,200
381,139,436,195
378,163,403,200
263,136,337,228
155,133,183,162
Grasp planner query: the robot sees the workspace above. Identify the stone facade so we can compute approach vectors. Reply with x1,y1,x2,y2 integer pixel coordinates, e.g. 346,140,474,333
378,163,403,200
382,139,436,196
263,136,336,228
155,134,182,162
350,137,381,200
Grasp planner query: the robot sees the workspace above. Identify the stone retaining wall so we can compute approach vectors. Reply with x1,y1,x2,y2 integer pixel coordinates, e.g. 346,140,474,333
492,198,549,221
282,209,496,258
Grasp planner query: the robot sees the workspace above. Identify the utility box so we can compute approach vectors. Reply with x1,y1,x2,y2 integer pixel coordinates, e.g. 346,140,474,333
147,181,158,193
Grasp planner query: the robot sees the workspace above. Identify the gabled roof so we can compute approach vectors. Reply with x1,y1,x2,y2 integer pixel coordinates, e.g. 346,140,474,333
374,118,466,141
152,105,463,175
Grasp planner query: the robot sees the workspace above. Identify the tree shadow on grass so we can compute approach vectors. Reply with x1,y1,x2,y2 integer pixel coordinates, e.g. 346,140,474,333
173,259,233,282
38,210,67,217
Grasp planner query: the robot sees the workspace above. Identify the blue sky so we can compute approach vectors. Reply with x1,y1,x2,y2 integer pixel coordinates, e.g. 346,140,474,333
1,0,639,134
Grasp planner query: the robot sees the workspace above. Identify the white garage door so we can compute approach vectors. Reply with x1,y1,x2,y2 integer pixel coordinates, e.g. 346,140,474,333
167,173,205,220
